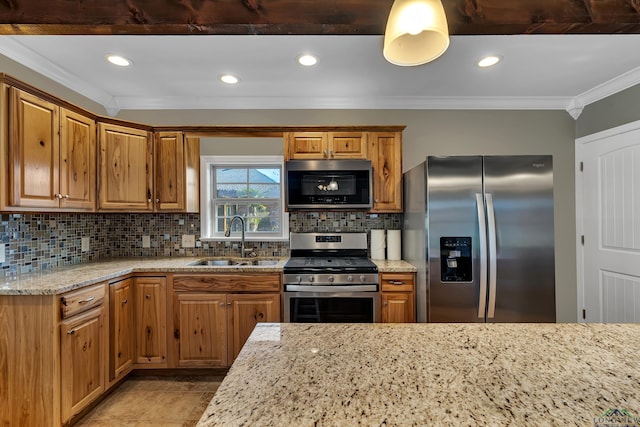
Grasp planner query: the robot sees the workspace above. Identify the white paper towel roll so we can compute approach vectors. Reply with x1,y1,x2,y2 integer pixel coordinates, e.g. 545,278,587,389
387,230,401,261
370,230,386,260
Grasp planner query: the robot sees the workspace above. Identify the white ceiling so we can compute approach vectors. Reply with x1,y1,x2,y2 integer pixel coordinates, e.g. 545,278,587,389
1,34,640,118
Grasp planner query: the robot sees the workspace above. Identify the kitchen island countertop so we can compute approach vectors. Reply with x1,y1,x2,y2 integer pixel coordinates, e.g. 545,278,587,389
198,322,640,426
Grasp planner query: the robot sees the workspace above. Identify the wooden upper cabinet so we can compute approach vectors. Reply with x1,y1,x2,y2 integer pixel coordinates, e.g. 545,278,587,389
60,108,96,210
8,88,60,209
285,131,367,160
6,88,96,211
368,132,403,212
98,122,153,211
327,132,367,159
154,132,200,212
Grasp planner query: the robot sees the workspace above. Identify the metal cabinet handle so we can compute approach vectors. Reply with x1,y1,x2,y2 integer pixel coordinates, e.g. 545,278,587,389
156,198,160,203
67,330,75,335
227,302,232,306
63,194,69,199
147,198,152,203
330,150,334,157
55,193,63,199
220,302,225,307
78,296,95,304
389,280,405,285
145,294,151,299
323,150,327,158
122,299,128,304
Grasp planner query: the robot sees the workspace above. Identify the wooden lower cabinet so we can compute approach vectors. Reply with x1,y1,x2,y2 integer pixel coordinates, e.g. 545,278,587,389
171,285,281,368
173,293,228,367
134,277,167,366
60,305,106,424
380,272,416,323
227,293,280,361
109,278,134,383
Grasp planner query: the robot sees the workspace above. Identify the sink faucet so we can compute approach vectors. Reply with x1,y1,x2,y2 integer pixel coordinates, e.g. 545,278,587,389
225,215,247,257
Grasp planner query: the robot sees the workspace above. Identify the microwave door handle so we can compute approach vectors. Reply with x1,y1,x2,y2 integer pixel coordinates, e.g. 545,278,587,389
476,193,488,319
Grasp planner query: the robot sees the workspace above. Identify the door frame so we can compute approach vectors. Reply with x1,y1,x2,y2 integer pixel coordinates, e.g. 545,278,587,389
575,118,640,323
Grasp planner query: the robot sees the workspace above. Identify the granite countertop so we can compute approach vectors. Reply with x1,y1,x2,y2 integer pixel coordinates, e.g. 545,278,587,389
198,323,640,426
0,258,417,295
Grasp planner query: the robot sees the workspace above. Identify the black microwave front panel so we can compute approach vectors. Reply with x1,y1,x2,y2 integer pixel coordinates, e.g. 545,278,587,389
286,160,372,209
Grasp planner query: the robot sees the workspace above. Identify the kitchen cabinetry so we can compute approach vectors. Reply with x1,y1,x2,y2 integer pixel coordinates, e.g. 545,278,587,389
98,122,153,211
59,282,107,424
368,132,403,213
285,131,367,160
170,274,281,367
4,87,95,211
109,278,134,383
380,272,415,323
134,276,167,366
154,131,200,212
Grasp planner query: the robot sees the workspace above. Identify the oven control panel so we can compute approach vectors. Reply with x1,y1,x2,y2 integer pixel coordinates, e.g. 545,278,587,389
284,273,379,286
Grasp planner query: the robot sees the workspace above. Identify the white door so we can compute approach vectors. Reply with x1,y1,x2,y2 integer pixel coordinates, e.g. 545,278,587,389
577,121,640,323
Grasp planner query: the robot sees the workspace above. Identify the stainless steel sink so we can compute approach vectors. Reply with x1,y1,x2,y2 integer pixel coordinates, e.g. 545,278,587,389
189,258,280,267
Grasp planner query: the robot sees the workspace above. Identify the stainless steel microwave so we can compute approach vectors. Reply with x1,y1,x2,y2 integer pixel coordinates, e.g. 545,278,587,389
285,159,373,210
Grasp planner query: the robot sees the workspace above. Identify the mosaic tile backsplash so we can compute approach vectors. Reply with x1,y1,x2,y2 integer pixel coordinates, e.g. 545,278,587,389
0,211,401,277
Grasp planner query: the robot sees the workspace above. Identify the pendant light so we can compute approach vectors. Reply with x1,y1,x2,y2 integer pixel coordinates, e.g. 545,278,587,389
383,0,450,66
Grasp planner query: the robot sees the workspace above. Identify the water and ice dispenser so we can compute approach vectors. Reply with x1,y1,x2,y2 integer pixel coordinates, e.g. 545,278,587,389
440,237,472,282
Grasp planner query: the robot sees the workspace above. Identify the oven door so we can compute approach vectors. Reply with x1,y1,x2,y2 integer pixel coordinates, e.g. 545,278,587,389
284,291,380,323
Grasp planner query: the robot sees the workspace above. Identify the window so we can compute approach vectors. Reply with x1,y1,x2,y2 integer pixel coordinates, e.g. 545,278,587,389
200,155,288,241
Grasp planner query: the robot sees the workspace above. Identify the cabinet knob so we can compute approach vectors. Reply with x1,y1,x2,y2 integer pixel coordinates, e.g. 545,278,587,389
55,193,63,199
383,301,388,306
323,150,327,158
147,198,152,203
122,299,128,304
145,294,151,299
227,302,232,306
63,194,69,199
67,329,76,335
156,198,160,203
330,150,334,158
220,302,225,307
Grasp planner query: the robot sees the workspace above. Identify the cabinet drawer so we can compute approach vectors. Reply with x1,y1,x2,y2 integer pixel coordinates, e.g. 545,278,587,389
173,274,281,292
380,273,415,292
60,282,106,319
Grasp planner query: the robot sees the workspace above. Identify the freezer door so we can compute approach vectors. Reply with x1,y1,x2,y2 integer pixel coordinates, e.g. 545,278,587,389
427,156,485,322
483,156,556,322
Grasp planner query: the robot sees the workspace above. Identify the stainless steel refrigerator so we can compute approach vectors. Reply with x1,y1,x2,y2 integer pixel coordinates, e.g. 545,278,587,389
402,156,556,323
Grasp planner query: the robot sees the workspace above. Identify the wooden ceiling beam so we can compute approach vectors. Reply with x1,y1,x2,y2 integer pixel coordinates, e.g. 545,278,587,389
1,0,640,35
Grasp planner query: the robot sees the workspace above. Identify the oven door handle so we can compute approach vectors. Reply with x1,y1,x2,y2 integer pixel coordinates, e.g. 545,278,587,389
284,284,378,292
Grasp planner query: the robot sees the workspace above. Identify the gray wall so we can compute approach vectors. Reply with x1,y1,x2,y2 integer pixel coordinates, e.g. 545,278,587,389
121,109,578,323
576,83,640,137
1,55,578,322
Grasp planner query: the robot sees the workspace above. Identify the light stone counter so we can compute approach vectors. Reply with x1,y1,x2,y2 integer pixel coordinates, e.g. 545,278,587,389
198,323,640,427
0,257,416,296
372,259,417,272
0,257,288,295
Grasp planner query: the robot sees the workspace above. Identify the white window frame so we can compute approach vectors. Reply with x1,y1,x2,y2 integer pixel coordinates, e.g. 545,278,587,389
199,155,289,241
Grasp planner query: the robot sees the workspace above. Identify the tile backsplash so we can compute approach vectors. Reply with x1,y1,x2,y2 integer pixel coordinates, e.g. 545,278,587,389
0,211,401,277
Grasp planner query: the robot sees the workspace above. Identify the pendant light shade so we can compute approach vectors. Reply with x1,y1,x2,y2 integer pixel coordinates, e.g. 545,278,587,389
383,0,450,66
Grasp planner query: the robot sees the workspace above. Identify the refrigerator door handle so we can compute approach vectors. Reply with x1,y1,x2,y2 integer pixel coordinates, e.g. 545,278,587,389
485,193,498,318
475,193,488,319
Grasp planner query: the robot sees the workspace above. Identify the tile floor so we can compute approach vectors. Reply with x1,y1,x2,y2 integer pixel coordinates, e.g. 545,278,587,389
75,374,225,427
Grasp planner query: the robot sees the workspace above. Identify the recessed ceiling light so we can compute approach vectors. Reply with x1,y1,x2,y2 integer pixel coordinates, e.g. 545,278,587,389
477,55,501,68
220,74,239,84
298,54,318,66
106,54,132,67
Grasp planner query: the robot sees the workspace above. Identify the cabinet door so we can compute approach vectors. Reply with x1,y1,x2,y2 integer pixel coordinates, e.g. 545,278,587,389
135,277,167,365
173,293,227,367
60,108,96,211
285,132,328,160
328,132,367,159
381,292,415,323
227,293,281,362
60,307,105,423
98,123,152,211
368,132,403,212
8,87,60,208
109,278,134,382
154,131,185,211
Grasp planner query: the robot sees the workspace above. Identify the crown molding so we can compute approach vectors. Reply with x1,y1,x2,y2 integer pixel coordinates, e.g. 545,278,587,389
0,37,116,109
573,65,640,109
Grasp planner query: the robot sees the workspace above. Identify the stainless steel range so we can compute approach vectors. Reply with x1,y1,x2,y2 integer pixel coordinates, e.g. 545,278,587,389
283,232,380,323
